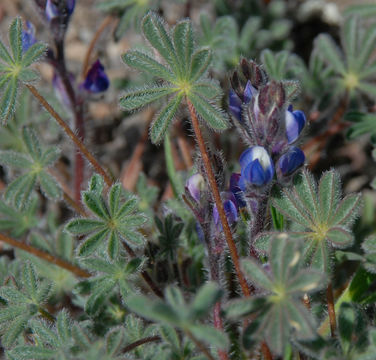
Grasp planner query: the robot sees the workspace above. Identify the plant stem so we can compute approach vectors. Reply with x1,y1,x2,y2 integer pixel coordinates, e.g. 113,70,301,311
0,232,90,278
122,336,161,353
38,307,56,322
213,302,229,360
81,15,114,78
55,40,86,202
186,99,251,297
186,330,216,360
121,241,164,299
326,282,337,337
26,84,113,187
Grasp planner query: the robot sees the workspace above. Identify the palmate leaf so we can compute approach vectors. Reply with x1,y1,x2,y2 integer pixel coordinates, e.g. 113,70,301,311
0,18,46,123
0,263,52,348
256,169,361,273
66,175,146,259
121,11,229,144
128,282,228,350
0,127,61,207
314,16,376,99
78,256,143,315
226,235,324,355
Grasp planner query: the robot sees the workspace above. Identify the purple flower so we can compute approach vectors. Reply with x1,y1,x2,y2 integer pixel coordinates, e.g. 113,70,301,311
230,173,246,208
186,173,205,203
82,60,110,93
45,0,75,22
22,21,37,53
278,147,305,176
285,106,306,144
229,80,254,122
213,193,238,229
239,146,274,188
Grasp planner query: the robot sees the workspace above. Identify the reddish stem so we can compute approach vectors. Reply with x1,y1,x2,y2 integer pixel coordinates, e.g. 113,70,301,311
213,302,229,360
186,99,251,297
0,232,90,278
122,336,161,353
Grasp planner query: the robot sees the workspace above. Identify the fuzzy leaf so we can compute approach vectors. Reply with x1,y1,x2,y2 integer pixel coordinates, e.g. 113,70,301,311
188,92,229,131
190,282,222,320
330,193,362,226
78,228,109,256
120,85,176,112
150,93,183,144
38,171,62,200
189,47,212,82
122,50,175,82
190,324,228,349
318,170,340,223
9,17,22,64
141,12,180,76
173,20,194,74
241,258,273,291
66,218,105,235
21,43,46,68
315,34,346,75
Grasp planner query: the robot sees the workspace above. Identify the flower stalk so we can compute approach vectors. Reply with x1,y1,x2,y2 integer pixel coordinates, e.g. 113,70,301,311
187,98,251,297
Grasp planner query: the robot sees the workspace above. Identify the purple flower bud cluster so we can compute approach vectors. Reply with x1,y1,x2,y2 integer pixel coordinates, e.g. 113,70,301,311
229,59,306,190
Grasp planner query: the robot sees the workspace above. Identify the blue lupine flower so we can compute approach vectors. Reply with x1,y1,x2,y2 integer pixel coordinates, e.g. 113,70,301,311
82,60,110,93
186,173,205,203
239,146,274,188
21,21,37,53
285,106,306,144
229,80,254,122
230,173,246,208
278,146,305,176
45,0,75,22
213,193,238,229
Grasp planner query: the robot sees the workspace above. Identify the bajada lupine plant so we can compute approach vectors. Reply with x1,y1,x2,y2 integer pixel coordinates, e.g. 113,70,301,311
1,2,376,360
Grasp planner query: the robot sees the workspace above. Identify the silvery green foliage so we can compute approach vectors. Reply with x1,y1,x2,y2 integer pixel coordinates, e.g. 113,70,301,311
314,16,376,98
0,262,51,348
66,174,147,259
121,11,229,144
256,169,362,272
0,18,46,123
127,282,229,351
0,126,62,207
226,234,325,355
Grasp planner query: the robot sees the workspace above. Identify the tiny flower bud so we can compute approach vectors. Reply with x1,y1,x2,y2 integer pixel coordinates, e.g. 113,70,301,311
278,147,305,176
229,80,254,123
230,173,246,208
186,173,205,203
82,60,110,93
22,21,37,53
285,107,306,144
239,146,274,188
45,0,75,22
213,193,238,229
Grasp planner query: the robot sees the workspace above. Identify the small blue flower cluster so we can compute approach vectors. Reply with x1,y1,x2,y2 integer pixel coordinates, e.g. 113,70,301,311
229,60,306,191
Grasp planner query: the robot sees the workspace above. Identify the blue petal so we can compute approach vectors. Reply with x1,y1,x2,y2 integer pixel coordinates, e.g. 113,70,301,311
286,109,306,143
239,148,254,168
82,60,110,93
241,159,265,186
278,147,305,175
230,173,246,208
223,199,238,225
67,0,76,15
243,80,254,104
229,90,242,122
45,0,59,21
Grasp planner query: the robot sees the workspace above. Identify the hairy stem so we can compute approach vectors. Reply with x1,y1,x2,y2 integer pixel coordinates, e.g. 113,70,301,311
213,302,229,360
187,99,251,297
122,336,161,353
55,40,86,202
26,84,113,187
327,282,337,337
0,232,90,278
186,330,215,360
